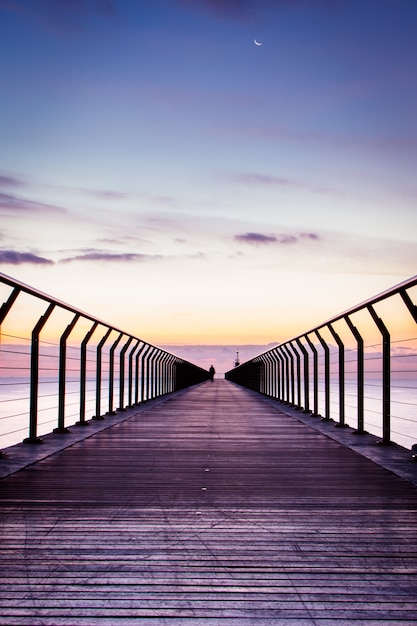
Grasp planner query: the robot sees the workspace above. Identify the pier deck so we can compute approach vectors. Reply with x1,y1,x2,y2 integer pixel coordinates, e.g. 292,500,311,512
1,380,417,625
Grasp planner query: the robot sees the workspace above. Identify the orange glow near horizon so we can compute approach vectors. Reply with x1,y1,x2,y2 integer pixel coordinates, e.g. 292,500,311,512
1,277,416,355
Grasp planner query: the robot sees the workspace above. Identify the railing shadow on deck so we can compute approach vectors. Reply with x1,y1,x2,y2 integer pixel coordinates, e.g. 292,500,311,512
0,272,209,451
226,275,417,453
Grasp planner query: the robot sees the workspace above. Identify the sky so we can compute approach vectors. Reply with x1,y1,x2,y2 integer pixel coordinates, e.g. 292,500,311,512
1,0,416,368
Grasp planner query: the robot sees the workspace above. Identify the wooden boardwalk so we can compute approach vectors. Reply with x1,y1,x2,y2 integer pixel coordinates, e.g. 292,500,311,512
1,379,417,625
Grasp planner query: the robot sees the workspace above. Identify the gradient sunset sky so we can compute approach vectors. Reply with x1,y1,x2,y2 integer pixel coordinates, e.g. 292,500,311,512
1,0,416,348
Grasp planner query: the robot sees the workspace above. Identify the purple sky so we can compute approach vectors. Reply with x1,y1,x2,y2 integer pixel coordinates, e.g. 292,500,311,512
0,0,416,358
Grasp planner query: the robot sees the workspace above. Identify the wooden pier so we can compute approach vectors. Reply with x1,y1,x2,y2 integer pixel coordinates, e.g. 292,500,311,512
1,380,417,624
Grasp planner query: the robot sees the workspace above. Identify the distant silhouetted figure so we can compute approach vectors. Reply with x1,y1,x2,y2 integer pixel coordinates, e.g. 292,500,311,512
209,365,215,381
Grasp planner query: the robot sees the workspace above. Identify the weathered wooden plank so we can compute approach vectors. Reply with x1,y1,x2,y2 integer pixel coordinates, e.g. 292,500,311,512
1,379,417,624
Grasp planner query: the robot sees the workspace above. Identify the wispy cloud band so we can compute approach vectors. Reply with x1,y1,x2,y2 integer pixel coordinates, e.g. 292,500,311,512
60,251,163,264
225,171,341,196
0,192,66,214
234,231,320,245
0,249,53,265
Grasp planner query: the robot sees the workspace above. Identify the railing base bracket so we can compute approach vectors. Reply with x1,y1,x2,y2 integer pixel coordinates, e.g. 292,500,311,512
23,437,43,445
92,415,105,421
376,439,391,446
53,427,71,434
75,421,90,427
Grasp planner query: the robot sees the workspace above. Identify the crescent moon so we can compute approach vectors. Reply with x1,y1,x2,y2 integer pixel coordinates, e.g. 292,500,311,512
254,39,262,46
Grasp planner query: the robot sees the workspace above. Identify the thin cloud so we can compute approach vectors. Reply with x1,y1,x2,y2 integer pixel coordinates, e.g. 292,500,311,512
83,189,132,201
186,251,206,260
0,249,54,265
235,232,278,245
60,251,163,263
59,247,205,264
229,122,417,158
0,192,66,214
82,188,179,207
0,174,27,188
229,172,295,187
300,232,320,241
225,171,340,196
234,232,320,245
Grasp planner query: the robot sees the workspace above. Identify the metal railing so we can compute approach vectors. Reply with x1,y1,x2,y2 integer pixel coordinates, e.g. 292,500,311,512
0,272,209,449
226,276,417,450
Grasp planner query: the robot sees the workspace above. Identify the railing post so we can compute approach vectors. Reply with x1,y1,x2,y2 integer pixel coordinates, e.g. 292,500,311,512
25,302,55,443
163,354,169,394
272,350,279,399
273,348,281,400
259,356,265,394
79,321,98,425
172,357,178,392
260,355,267,394
146,347,154,400
266,352,276,397
399,288,417,323
108,332,123,415
162,353,168,395
304,334,319,416
367,305,391,445
93,328,112,420
164,354,171,394
261,357,267,394
151,348,162,399
118,336,134,411
296,338,310,413
151,349,157,398
134,343,146,404
157,351,164,397
169,355,176,393
283,344,295,405
163,354,171,394
344,315,365,434
288,341,302,409
327,322,345,427
55,313,80,433
279,346,289,403
276,348,285,401
128,340,140,407
159,351,167,396
266,354,272,396
315,329,330,421
155,351,161,397
141,345,153,402
0,286,20,324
